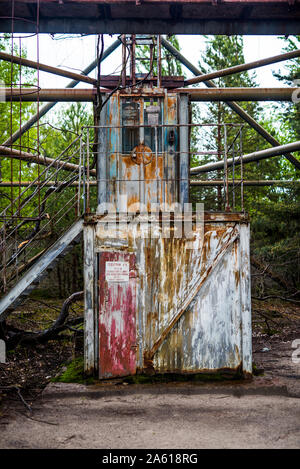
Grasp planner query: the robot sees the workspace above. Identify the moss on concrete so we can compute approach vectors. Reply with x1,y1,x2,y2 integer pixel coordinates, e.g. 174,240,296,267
52,357,95,385
52,356,244,386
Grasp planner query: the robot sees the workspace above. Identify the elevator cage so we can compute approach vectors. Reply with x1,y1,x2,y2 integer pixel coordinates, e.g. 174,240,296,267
83,86,252,379
97,89,189,213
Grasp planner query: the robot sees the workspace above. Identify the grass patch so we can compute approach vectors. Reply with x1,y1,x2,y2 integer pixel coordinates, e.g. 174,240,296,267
52,356,95,385
252,362,264,376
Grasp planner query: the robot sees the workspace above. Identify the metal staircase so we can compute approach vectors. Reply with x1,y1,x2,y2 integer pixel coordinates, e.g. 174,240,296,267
0,218,83,319
0,131,93,319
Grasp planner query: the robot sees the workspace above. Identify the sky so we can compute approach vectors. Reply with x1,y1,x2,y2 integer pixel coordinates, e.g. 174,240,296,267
14,33,291,89
4,33,292,126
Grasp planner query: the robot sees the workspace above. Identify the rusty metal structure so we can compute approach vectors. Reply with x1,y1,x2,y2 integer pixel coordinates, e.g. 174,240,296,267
82,35,252,379
0,0,300,35
0,1,299,380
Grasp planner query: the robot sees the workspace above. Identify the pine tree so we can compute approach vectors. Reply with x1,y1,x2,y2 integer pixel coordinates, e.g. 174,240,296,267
273,36,300,143
190,35,292,213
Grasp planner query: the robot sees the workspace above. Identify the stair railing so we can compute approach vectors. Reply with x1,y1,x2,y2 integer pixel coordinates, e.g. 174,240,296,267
0,129,94,294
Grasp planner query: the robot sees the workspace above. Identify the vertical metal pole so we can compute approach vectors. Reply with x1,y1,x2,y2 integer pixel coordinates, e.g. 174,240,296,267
131,34,136,87
82,139,86,214
84,224,96,376
239,222,252,376
150,43,154,88
157,35,161,88
224,124,229,211
232,142,235,210
97,98,108,212
2,222,6,293
122,35,127,88
141,153,145,209
87,131,90,213
179,93,189,207
78,137,82,215
155,126,159,205
240,127,244,212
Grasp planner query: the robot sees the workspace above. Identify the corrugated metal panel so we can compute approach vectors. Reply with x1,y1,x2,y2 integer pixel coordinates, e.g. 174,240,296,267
93,214,251,377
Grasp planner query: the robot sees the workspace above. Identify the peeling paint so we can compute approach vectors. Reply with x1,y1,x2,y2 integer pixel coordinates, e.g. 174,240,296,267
89,213,252,377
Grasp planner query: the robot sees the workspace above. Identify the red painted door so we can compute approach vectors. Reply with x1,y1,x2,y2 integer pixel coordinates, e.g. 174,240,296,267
98,252,137,379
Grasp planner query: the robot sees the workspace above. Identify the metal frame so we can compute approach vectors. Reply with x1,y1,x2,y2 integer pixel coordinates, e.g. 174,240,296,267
1,0,300,35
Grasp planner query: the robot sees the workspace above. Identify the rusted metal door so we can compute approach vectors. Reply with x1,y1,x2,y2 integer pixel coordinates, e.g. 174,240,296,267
98,252,137,379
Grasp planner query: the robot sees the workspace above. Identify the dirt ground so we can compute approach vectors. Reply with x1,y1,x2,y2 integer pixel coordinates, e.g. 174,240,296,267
0,299,300,449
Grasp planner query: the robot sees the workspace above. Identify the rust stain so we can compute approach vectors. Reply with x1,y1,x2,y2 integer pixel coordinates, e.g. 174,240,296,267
233,241,240,287
93,212,249,378
167,95,176,121
131,144,153,165
143,350,155,373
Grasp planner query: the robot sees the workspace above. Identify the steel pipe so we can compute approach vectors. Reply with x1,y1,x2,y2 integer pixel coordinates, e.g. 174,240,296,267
181,87,298,102
0,181,97,187
190,179,300,186
185,49,300,86
190,140,300,174
2,88,102,102
0,146,96,175
1,180,298,188
4,87,298,102
0,51,97,85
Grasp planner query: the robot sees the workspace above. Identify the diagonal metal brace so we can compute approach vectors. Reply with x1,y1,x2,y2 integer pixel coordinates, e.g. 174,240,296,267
161,37,300,171
145,225,240,362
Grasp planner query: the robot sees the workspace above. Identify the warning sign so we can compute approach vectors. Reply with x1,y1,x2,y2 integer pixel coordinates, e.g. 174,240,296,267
105,261,129,282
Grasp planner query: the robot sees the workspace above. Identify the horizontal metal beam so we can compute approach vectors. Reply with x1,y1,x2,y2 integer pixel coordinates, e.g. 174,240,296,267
185,49,300,86
1,180,298,188
1,2,300,35
2,19,300,36
190,179,300,186
2,88,104,102
0,180,97,187
180,88,298,101
162,37,300,170
8,1,299,4
0,51,97,85
3,87,298,102
190,140,300,174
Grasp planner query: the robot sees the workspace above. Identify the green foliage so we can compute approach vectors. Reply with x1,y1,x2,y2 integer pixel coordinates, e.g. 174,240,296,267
273,36,300,142
189,35,300,296
251,184,300,292
40,102,93,158
0,36,39,216
0,36,36,142
190,35,299,214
